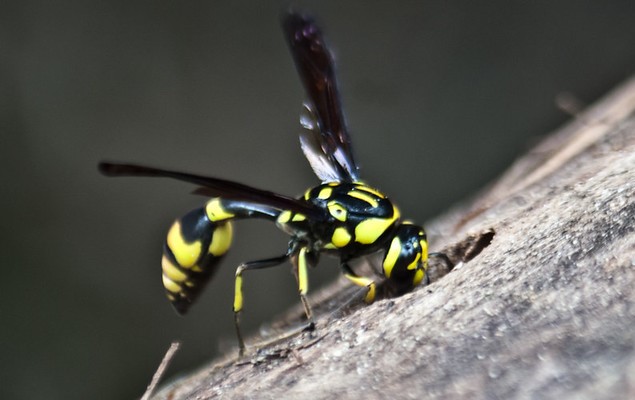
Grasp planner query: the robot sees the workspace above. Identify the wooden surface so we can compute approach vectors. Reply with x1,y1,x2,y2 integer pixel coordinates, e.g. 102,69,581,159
151,75,635,400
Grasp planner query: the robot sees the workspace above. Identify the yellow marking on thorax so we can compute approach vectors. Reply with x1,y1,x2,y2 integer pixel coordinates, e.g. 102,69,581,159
209,222,233,256
167,221,202,268
277,210,292,224
355,185,386,199
318,187,333,199
355,217,394,244
347,189,379,208
292,213,307,222
383,236,402,278
331,227,352,248
354,205,400,245
205,198,235,221
327,201,348,222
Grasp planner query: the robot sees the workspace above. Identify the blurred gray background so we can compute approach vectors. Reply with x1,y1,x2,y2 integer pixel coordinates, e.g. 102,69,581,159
2,1,634,399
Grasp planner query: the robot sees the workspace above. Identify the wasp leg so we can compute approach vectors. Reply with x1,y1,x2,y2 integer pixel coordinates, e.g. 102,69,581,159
294,247,316,331
233,253,292,356
341,263,377,304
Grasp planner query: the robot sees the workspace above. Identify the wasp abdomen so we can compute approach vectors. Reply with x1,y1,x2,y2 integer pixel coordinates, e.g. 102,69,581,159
161,206,233,314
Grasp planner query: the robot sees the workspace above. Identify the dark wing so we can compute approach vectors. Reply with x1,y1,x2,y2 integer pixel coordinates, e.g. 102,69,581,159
283,12,360,183
98,162,325,219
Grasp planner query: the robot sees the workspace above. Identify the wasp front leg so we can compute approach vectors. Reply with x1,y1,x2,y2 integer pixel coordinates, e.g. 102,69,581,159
341,262,377,304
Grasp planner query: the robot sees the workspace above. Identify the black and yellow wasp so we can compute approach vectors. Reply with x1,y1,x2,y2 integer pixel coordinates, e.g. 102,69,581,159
100,13,430,354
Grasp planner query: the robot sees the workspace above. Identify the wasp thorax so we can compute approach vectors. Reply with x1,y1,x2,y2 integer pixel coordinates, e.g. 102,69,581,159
299,182,402,254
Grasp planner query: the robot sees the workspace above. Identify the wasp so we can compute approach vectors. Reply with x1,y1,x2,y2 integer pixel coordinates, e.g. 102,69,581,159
100,13,433,355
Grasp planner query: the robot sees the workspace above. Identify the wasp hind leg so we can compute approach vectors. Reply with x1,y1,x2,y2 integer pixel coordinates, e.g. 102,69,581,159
233,253,292,356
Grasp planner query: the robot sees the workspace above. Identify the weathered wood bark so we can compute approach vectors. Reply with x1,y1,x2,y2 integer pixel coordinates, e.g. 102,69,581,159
152,76,635,400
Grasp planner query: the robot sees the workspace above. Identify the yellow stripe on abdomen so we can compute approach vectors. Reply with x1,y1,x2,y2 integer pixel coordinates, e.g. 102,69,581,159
167,221,202,268
209,222,233,256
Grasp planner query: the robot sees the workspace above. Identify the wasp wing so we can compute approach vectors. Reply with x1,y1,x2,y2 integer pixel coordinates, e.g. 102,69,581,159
283,13,360,183
98,162,325,220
